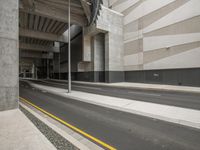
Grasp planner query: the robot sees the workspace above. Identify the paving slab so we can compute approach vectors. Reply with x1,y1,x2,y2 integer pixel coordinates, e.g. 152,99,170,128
0,109,56,150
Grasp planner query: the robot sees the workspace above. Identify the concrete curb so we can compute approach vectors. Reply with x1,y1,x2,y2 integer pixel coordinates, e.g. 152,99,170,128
61,94,200,130
49,79,200,94
19,102,94,150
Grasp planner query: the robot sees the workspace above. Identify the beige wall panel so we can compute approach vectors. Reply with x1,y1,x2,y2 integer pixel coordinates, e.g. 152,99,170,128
144,16,200,37
124,64,143,71
110,0,200,71
144,47,200,70
143,41,200,64
144,33,200,51
124,39,143,55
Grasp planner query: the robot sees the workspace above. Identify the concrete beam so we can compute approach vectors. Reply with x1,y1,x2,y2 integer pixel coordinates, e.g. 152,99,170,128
40,0,85,16
45,0,81,8
21,0,34,8
20,51,53,59
20,1,87,26
19,28,68,43
80,0,91,22
19,43,60,53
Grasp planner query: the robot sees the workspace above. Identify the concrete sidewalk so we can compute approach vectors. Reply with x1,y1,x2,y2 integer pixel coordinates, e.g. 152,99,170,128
0,109,56,150
50,79,200,94
29,81,200,129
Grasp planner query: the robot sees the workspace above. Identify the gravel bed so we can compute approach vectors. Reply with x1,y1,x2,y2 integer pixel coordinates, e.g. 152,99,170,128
20,105,79,150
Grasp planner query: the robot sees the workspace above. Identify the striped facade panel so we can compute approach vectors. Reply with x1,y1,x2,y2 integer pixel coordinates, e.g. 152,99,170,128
109,0,200,71
109,0,200,86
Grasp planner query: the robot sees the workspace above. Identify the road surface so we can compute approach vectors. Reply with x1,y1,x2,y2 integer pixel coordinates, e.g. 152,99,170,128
30,79,200,110
20,80,200,150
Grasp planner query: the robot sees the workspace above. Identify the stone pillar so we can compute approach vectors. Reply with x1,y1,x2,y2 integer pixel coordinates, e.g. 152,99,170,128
0,0,19,111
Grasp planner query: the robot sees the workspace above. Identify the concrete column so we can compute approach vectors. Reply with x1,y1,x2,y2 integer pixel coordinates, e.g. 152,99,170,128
82,30,92,62
92,34,105,82
59,53,61,79
35,67,38,80
32,63,35,79
0,0,19,111
105,31,124,83
97,6,124,82
52,53,60,79
54,42,61,79
47,59,49,79
23,70,26,78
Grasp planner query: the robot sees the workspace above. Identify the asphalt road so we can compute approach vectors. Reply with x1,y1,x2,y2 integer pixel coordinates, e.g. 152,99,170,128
30,79,200,110
20,80,200,150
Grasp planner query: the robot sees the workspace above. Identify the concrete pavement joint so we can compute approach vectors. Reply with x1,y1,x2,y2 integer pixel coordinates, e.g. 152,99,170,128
0,109,56,150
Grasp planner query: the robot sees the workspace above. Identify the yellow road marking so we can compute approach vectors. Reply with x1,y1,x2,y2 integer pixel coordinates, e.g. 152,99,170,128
19,96,117,150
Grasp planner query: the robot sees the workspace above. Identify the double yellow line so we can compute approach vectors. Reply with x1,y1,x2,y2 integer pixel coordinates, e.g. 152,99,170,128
19,96,117,150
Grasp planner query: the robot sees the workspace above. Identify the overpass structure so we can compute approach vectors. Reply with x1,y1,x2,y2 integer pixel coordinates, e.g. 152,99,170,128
1,0,199,111
18,0,102,59
1,1,200,149
0,0,124,111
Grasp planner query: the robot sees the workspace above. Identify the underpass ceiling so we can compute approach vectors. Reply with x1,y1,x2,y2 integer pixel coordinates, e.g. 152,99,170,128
19,37,54,46
19,0,102,60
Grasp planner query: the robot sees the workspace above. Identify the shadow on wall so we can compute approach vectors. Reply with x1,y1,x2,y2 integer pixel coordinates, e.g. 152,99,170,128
125,68,200,87
50,68,200,87
52,72,105,82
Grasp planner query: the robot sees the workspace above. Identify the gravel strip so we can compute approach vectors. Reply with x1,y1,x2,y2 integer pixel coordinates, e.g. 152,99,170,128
20,105,79,150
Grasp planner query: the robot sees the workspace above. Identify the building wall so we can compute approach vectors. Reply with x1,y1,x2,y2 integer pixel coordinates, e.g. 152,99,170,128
56,6,125,83
109,0,200,86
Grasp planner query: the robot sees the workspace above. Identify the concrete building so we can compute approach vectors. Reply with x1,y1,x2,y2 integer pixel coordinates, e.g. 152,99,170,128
57,6,124,83
109,0,200,86
53,0,200,86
